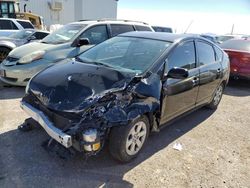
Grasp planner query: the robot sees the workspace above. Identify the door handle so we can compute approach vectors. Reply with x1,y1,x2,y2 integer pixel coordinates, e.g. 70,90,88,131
217,68,221,73
192,77,199,86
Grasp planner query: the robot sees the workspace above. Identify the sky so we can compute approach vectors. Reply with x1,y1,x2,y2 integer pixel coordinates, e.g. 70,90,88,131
117,0,250,35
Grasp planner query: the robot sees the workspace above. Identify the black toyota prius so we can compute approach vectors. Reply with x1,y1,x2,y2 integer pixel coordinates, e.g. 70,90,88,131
20,32,230,162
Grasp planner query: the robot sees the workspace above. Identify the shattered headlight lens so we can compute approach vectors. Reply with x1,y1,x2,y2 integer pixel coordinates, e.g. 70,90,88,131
19,50,45,64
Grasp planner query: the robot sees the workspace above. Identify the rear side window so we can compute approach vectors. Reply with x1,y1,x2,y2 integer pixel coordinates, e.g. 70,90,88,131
110,24,134,37
134,25,152,31
197,41,215,66
17,20,34,29
153,26,173,33
0,20,17,30
214,46,223,62
167,41,196,70
80,25,108,45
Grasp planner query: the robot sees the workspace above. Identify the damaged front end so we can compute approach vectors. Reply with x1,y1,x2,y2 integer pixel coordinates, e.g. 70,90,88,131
21,61,162,157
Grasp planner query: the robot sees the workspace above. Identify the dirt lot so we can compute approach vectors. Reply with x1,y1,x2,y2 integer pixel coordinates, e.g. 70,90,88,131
0,79,249,188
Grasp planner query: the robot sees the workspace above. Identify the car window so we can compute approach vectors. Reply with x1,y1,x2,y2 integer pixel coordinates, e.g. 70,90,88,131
110,24,135,37
197,41,215,66
78,36,171,74
80,25,108,45
9,30,34,39
167,41,196,70
214,46,223,62
0,20,17,30
153,26,173,33
134,25,152,31
42,24,86,44
33,32,49,40
17,20,34,29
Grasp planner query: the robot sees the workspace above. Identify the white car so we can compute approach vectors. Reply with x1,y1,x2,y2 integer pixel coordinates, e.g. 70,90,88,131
0,18,34,37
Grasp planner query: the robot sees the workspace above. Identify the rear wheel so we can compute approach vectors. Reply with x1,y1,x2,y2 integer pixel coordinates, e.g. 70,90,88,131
207,83,224,109
109,116,149,163
0,47,11,62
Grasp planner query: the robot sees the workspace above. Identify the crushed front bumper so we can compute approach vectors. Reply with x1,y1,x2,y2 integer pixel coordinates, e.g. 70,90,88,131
20,101,72,148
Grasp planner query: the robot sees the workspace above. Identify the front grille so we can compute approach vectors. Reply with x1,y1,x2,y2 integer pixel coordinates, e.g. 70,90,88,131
6,56,19,62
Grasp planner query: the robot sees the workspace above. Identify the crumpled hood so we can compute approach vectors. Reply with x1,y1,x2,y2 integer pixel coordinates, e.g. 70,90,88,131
28,59,136,112
8,41,70,58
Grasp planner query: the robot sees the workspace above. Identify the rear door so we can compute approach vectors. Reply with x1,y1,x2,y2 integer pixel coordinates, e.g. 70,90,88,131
195,40,222,105
160,40,199,124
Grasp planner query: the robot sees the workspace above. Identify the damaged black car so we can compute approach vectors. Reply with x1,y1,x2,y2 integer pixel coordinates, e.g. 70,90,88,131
20,32,230,162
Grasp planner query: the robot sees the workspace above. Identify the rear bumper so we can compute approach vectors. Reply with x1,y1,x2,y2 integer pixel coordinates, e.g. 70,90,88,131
20,101,72,148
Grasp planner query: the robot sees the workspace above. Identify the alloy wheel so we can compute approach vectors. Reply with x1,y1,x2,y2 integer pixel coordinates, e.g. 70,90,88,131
125,121,147,156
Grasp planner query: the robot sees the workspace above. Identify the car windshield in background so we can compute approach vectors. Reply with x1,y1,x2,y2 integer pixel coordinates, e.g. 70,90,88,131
78,36,171,74
9,30,34,39
42,24,86,44
220,39,250,52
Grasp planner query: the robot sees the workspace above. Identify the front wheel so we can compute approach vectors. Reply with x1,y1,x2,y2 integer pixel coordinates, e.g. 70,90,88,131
207,83,224,109
109,116,150,163
0,47,11,62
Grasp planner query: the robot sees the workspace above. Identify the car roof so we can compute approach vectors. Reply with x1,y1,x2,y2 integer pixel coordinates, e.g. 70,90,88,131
119,31,202,42
70,19,150,26
0,18,32,22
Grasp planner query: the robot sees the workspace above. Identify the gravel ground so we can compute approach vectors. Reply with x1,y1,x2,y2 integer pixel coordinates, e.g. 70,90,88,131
0,79,249,188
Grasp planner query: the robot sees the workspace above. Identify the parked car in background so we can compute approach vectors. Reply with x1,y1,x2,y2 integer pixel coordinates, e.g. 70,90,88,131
0,29,49,62
216,34,242,44
152,26,173,33
0,20,153,86
20,32,229,162
0,18,34,37
220,39,250,80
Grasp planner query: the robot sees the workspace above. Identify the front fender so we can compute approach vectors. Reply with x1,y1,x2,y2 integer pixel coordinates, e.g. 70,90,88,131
0,41,16,50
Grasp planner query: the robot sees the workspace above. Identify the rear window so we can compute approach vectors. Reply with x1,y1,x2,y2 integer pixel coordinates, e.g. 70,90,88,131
17,20,34,29
220,40,250,52
134,25,152,31
0,20,18,30
110,24,135,37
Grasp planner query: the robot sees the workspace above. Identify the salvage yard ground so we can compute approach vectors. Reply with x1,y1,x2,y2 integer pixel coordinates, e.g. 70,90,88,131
0,80,249,188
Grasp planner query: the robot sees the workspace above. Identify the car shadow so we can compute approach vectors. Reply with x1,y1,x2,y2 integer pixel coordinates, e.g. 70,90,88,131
0,81,25,100
0,108,214,187
224,79,250,97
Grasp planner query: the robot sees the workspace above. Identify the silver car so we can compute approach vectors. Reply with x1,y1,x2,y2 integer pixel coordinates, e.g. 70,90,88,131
0,29,49,62
0,20,153,86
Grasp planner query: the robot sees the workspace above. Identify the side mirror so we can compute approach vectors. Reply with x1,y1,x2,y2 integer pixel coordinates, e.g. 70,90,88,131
77,38,90,47
164,67,189,80
27,35,36,41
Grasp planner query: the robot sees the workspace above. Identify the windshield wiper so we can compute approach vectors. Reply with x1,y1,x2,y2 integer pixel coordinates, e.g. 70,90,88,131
75,57,113,68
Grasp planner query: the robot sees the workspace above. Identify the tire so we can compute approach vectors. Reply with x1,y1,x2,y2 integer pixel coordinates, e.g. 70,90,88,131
0,47,11,63
109,115,150,163
207,83,224,110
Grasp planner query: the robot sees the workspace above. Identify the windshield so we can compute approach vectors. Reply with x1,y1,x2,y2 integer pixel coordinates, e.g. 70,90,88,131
78,36,171,74
42,24,86,44
9,30,34,39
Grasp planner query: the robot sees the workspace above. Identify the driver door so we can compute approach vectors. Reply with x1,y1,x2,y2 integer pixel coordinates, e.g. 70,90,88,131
160,40,199,125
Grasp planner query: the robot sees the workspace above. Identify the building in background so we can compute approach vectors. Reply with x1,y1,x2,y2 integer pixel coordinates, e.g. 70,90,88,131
18,0,118,28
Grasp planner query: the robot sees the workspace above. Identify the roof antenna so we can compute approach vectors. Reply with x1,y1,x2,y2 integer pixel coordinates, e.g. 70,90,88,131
184,20,193,34
231,24,234,35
